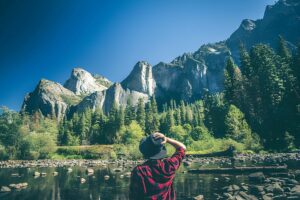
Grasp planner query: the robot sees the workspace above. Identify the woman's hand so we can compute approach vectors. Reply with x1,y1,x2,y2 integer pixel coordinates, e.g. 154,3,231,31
153,132,167,144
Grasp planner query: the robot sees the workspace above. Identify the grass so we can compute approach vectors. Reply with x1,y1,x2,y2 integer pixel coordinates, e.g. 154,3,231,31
55,145,114,159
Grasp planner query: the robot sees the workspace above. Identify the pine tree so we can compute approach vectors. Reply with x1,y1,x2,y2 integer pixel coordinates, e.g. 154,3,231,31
145,101,153,134
124,98,136,125
180,100,186,124
165,110,175,132
278,35,292,62
292,42,300,85
247,44,286,148
175,109,182,126
224,57,243,108
239,43,251,77
151,96,160,132
117,106,125,129
136,98,146,130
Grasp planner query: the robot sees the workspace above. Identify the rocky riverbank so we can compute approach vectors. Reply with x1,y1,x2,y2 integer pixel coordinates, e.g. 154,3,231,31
0,159,143,169
185,152,300,168
0,152,299,169
215,171,300,200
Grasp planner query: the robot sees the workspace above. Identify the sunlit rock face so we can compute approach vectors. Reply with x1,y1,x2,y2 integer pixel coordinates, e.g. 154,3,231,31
121,61,156,96
64,68,109,95
102,83,149,113
21,79,80,120
76,83,149,114
76,90,106,113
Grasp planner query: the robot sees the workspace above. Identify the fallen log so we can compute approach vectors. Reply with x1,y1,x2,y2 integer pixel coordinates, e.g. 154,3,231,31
188,165,287,174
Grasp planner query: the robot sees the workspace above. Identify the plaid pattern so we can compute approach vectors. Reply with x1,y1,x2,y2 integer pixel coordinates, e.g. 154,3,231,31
129,147,185,200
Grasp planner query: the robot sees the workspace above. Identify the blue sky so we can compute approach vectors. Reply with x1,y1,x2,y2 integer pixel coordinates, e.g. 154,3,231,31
0,0,275,111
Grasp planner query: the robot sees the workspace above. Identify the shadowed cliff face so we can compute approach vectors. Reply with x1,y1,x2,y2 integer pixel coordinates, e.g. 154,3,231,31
21,79,80,120
226,0,300,61
21,0,300,119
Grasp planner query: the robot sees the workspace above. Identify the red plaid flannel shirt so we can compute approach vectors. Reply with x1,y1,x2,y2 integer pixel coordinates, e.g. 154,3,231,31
129,147,185,200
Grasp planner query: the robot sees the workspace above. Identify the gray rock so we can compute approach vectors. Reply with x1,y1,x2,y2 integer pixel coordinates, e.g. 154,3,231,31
228,184,240,192
86,168,94,175
249,172,265,183
273,194,287,200
294,170,300,181
0,186,11,192
262,195,272,200
239,191,258,200
122,61,156,96
33,171,40,177
193,194,204,200
21,79,80,121
64,68,110,95
249,185,264,195
290,185,300,197
80,177,86,184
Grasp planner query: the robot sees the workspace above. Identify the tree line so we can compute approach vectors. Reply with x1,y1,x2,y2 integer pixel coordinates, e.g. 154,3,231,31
0,36,299,160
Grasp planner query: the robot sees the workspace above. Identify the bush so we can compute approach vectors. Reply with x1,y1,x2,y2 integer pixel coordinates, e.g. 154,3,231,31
190,126,211,141
25,132,57,159
0,144,8,160
113,143,143,160
119,121,144,144
168,125,187,141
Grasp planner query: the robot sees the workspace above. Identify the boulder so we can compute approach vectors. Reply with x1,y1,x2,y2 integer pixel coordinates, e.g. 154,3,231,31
80,178,86,184
86,168,94,175
33,171,40,177
0,186,11,192
249,172,265,183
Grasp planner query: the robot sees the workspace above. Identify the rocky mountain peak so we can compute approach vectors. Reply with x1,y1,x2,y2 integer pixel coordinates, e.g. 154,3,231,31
240,19,256,31
121,61,156,96
21,78,80,120
64,67,108,95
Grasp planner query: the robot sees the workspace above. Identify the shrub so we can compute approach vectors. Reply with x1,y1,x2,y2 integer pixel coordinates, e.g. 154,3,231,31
119,121,144,144
168,125,187,141
190,126,211,141
25,132,57,159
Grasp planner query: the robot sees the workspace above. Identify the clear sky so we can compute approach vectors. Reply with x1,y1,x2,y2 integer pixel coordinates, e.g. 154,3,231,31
0,0,275,111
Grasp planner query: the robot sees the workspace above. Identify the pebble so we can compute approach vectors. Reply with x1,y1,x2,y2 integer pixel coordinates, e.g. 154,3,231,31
86,168,94,175
33,171,40,177
80,178,86,184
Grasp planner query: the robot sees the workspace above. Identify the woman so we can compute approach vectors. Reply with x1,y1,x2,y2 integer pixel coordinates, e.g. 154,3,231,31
129,132,186,200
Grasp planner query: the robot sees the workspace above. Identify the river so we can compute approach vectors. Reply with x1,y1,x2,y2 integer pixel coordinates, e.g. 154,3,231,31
0,154,300,199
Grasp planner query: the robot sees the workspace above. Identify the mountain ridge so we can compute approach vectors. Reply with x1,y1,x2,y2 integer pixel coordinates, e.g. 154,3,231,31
21,0,300,120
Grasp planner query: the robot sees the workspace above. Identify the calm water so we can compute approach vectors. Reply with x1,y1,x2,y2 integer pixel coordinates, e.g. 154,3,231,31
0,163,250,200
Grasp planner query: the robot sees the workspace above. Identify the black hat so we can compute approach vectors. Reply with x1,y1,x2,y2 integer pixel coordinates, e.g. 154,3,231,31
139,134,167,159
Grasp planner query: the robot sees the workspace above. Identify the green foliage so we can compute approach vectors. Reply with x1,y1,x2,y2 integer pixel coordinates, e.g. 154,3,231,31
224,57,243,108
167,125,187,141
284,132,296,152
233,41,299,150
24,132,57,159
56,145,113,159
119,121,145,144
136,98,146,130
190,125,211,141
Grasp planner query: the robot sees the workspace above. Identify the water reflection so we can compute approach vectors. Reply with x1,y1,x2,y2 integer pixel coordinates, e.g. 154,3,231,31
0,164,250,200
